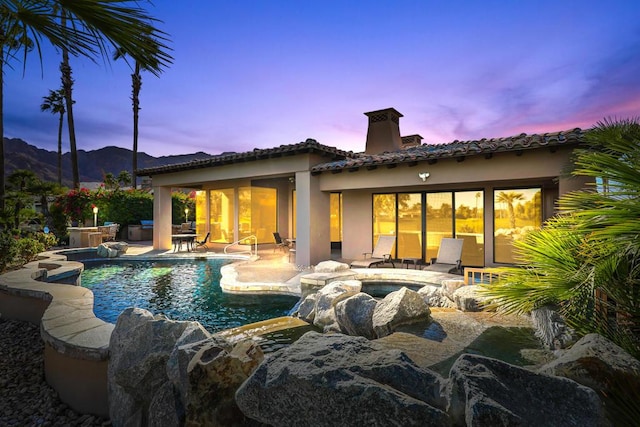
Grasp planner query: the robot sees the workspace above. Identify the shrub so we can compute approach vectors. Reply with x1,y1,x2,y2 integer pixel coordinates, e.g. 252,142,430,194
14,238,45,265
0,232,18,272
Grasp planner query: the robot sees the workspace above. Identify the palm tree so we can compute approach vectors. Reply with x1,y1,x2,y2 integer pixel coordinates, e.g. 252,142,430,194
40,88,68,185
0,2,173,198
1,0,100,212
483,118,640,359
496,191,524,229
113,33,162,188
53,2,172,189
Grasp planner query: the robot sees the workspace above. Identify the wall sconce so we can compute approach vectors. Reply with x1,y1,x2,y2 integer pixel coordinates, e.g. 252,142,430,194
418,172,430,182
288,176,295,183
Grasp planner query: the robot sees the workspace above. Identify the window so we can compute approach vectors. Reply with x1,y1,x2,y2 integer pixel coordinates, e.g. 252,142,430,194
330,193,342,242
373,194,396,253
494,188,542,264
239,186,277,244
209,188,234,243
373,191,486,265
397,193,421,258
195,191,207,236
425,192,452,261
455,191,484,267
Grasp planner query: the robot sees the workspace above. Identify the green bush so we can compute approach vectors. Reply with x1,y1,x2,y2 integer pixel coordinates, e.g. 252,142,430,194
14,238,45,265
0,232,18,272
99,189,153,228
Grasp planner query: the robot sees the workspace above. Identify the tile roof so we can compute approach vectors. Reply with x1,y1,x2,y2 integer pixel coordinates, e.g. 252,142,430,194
137,138,356,176
138,128,585,177
311,128,585,173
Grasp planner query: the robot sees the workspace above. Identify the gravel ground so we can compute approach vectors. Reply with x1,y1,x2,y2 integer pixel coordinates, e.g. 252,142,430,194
0,318,110,427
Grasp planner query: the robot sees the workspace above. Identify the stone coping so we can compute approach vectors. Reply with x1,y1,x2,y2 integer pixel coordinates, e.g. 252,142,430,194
220,263,303,296
0,249,252,363
221,265,462,297
0,250,113,361
0,250,459,364
301,268,461,292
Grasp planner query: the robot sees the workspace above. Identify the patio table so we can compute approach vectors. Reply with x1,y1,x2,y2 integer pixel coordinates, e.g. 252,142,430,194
172,234,196,252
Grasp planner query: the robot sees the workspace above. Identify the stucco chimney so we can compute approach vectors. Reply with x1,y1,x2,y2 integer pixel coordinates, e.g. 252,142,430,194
401,134,423,148
364,108,403,154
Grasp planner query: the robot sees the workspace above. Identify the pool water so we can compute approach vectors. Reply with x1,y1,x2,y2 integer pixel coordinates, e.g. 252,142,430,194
81,258,300,333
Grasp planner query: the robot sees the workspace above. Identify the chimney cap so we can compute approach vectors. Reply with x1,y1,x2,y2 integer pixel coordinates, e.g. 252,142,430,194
364,107,403,118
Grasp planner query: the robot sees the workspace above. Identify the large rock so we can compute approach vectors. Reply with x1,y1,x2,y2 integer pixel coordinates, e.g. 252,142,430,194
185,340,264,426
97,241,128,258
372,287,431,338
448,354,608,427
314,260,350,273
530,305,576,349
452,285,488,312
335,292,378,339
108,307,211,426
167,334,229,411
440,279,466,300
235,331,449,426
295,292,318,324
538,333,640,424
418,285,456,308
313,280,362,331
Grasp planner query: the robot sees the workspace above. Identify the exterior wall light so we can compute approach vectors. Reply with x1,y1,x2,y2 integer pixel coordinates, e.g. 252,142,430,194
418,172,430,182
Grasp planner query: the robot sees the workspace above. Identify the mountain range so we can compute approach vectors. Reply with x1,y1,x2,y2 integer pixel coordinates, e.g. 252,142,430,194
4,137,213,187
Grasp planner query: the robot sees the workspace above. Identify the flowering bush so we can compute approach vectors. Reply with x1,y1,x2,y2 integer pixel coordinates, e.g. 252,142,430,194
58,188,93,223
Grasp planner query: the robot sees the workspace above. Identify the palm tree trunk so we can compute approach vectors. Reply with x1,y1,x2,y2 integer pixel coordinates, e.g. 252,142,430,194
57,111,63,186
508,203,516,229
132,63,141,188
61,48,79,189
0,49,5,212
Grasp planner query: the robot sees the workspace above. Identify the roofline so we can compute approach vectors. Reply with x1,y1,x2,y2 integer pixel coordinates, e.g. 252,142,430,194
310,128,585,174
137,138,356,177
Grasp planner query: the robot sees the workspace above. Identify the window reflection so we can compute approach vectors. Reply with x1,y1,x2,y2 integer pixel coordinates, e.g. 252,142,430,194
330,193,342,243
397,194,421,258
239,187,277,244
494,188,542,264
455,191,484,267
209,189,234,243
373,194,396,255
425,192,453,261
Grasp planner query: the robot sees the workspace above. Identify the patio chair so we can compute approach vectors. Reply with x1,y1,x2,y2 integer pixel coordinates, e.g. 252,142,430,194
350,235,396,268
273,232,291,253
423,238,464,274
194,232,211,251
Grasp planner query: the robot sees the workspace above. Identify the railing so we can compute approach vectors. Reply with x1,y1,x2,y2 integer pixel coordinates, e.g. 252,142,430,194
223,235,258,257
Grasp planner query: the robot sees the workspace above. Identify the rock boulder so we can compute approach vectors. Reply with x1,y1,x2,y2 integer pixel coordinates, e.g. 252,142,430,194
314,260,350,273
235,331,449,426
313,280,362,331
335,292,378,339
538,333,640,424
372,287,431,338
108,308,209,426
448,353,608,426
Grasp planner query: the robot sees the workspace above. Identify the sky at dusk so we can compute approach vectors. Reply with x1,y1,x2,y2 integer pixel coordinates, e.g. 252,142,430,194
4,0,640,157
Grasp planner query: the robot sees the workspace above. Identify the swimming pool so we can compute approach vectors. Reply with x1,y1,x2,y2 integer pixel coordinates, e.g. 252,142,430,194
80,258,300,333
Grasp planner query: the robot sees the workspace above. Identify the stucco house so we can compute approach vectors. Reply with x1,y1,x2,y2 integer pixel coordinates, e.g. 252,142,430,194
138,107,589,267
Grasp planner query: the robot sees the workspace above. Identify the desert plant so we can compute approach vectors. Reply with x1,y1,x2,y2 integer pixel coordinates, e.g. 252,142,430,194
482,118,640,359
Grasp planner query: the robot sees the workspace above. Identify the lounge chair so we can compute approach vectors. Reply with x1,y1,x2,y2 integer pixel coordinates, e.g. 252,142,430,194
194,232,210,251
350,235,396,268
423,238,464,274
273,232,291,253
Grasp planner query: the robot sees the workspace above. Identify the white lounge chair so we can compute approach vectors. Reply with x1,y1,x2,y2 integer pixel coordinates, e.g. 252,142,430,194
423,238,464,274
350,235,396,268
